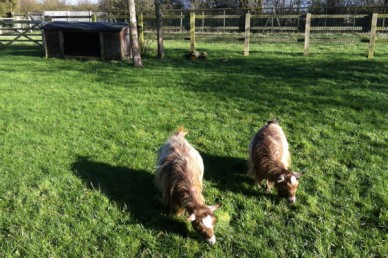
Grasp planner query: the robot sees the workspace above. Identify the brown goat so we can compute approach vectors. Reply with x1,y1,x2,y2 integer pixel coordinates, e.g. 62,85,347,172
154,127,221,244
248,120,302,203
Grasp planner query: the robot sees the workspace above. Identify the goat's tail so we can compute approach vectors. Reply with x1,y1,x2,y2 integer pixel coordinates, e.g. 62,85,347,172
267,118,279,125
175,125,188,137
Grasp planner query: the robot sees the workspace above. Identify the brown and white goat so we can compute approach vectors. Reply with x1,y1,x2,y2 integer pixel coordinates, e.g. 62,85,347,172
248,120,302,203
154,127,221,244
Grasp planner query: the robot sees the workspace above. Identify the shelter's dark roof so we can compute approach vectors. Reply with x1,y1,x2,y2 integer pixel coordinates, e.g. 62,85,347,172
43,21,128,32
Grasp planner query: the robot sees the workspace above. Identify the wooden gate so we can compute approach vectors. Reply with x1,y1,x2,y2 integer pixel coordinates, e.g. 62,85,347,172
0,18,44,48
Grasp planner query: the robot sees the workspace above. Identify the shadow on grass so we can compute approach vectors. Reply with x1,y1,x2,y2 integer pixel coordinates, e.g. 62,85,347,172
0,44,44,57
71,156,189,237
137,51,387,113
201,153,278,203
2,45,386,114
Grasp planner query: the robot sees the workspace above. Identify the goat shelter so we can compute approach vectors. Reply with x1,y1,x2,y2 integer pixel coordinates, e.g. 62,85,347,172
43,21,131,61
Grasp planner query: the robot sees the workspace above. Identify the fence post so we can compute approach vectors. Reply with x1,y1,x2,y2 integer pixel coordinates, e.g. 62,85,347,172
43,32,48,57
180,11,183,32
138,13,144,48
304,13,311,57
244,12,251,56
368,13,378,59
190,12,195,51
202,11,204,31
223,10,226,32
92,14,97,22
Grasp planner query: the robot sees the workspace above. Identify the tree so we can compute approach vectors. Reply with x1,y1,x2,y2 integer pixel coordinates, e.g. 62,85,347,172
155,0,164,58
129,0,143,67
72,0,99,11
40,0,67,10
19,0,41,12
99,0,155,14
99,0,128,15
0,0,19,16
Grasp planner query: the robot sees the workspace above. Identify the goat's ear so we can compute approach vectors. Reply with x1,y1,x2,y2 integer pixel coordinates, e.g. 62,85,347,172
208,203,222,212
277,175,285,183
186,214,196,221
292,172,303,178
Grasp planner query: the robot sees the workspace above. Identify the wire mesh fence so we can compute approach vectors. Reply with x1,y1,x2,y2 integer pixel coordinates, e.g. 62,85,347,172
1,7,388,57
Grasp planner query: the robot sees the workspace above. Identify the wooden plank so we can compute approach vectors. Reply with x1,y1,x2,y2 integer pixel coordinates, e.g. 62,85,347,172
368,13,378,58
162,26,184,30
0,19,43,24
195,26,239,30
99,32,105,61
0,37,42,46
378,14,388,18
251,14,300,19
44,15,91,19
310,26,363,31
304,13,311,57
311,14,368,19
244,13,251,56
143,15,155,19
0,25,42,30
143,15,184,19
0,39,42,42
190,12,195,51
196,15,241,19
251,26,298,30
0,33,42,36
59,30,64,57
310,38,362,43
161,15,184,19
250,37,299,43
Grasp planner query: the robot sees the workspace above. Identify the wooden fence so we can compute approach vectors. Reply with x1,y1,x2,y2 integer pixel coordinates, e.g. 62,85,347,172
0,18,43,48
135,12,388,57
170,12,387,57
1,12,387,58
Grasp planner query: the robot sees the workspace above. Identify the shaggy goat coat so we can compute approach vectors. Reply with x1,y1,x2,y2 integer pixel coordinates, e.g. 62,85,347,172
248,120,302,203
154,128,220,244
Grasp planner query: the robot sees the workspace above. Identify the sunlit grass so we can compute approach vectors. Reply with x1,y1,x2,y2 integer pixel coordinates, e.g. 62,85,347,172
0,38,387,257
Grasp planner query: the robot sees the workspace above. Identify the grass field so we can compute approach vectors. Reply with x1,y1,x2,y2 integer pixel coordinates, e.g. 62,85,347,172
0,38,387,257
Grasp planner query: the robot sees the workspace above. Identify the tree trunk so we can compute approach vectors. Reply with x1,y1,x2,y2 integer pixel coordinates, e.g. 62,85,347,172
155,0,164,59
257,0,263,13
128,0,142,67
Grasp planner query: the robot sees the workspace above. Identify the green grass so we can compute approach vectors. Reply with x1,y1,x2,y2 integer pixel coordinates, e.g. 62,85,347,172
0,38,387,257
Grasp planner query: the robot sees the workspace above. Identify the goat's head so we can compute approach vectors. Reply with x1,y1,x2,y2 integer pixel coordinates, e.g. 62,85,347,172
186,203,222,245
276,171,303,203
